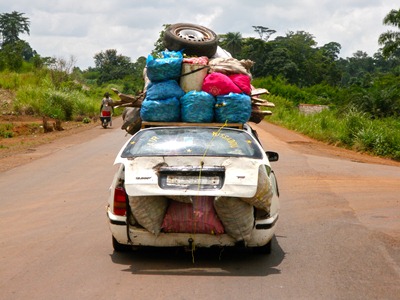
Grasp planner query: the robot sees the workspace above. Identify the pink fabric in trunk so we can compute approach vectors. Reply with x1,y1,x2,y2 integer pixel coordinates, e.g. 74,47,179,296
162,196,225,234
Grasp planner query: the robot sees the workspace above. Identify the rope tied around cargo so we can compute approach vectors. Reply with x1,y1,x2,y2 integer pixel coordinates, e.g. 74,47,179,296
179,65,210,78
189,121,229,263
200,120,228,163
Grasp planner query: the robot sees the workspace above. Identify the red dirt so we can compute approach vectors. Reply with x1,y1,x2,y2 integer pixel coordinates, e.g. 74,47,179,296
0,115,98,172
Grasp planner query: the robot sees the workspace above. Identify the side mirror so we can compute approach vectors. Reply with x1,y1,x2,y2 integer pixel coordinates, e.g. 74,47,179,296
266,151,279,162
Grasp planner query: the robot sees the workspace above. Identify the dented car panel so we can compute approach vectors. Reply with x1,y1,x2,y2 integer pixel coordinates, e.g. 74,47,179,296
118,156,262,197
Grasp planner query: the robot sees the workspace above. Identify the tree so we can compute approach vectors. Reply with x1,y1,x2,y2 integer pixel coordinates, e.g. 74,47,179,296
373,51,400,74
119,56,146,94
378,9,400,58
46,55,77,87
93,49,135,84
268,31,319,86
153,24,170,53
316,42,342,85
0,41,24,71
240,37,273,76
0,11,30,46
346,51,375,86
252,26,276,41
219,32,242,57
320,42,341,61
263,47,298,80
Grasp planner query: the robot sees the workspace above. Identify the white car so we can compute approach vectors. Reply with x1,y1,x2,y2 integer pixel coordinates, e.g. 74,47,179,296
107,122,280,254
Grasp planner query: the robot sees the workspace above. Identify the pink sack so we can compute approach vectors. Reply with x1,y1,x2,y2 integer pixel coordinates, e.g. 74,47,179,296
162,196,225,234
229,74,252,95
202,72,242,96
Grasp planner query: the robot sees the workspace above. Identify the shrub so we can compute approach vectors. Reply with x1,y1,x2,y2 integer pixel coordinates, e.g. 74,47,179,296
13,86,45,115
42,90,74,120
14,86,100,121
338,108,369,146
0,123,14,138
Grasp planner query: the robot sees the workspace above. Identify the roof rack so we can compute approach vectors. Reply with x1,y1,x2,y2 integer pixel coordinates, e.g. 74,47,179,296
141,121,243,129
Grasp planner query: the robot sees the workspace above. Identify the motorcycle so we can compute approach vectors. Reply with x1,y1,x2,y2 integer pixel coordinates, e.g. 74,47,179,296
100,110,112,128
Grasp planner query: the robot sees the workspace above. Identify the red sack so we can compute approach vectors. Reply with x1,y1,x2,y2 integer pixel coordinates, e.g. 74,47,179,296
202,72,242,96
162,196,225,234
229,74,252,95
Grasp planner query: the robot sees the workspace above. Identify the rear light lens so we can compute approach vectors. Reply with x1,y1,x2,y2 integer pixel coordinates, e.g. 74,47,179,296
113,187,127,216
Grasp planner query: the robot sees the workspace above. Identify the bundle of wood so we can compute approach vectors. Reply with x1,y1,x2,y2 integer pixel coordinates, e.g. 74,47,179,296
249,88,275,124
110,88,145,109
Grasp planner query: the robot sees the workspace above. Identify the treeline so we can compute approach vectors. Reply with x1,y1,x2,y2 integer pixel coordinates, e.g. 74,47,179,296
218,29,400,118
84,15,400,118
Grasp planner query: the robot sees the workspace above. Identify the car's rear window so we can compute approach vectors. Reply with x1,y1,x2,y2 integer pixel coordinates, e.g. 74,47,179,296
121,127,263,159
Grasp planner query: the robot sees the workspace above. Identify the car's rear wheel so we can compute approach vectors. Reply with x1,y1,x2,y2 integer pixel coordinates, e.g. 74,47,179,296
112,236,131,252
163,23,218,58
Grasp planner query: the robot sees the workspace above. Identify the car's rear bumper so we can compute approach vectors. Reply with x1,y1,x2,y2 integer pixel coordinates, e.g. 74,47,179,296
107,207,278,248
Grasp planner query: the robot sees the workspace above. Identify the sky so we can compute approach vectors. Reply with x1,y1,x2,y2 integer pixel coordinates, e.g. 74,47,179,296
1,0,399,70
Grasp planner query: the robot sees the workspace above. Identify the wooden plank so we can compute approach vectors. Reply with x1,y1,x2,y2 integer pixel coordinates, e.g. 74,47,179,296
114,103,138,108
253,102,275,107
252,110,273,115
111,88,144,107
250,88,270,96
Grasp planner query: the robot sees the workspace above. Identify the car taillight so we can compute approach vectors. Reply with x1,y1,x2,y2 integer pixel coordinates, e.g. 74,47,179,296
113,187,127,216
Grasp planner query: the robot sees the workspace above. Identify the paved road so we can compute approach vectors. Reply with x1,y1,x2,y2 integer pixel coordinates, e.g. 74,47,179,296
1,120,399,300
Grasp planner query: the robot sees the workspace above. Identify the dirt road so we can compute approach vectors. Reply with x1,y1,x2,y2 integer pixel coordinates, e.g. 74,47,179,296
0,118,399,299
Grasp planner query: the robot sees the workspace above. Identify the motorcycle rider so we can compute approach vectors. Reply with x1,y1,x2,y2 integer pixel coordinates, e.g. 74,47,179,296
100,92,114,126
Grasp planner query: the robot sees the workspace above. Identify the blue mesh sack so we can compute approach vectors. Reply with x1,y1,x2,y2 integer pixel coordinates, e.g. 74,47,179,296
146,51,183,82
215,93,252,123
140,97,180,122
181,91,215,123
146,80,185,100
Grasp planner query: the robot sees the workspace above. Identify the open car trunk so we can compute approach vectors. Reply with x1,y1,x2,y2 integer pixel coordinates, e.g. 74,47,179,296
119,157,275,245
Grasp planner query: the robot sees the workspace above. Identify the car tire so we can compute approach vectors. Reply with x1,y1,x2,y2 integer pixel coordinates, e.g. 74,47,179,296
163,23,218,58
112,236,131,252
253,239,272,254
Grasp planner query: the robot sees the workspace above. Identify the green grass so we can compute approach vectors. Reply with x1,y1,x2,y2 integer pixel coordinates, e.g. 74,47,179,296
263,94,400,161
1,71,108,121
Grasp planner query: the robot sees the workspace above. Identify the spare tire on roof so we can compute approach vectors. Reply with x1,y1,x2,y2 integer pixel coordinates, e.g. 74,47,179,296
163,23,218,58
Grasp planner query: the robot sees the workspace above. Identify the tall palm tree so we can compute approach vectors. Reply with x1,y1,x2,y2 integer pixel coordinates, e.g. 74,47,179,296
378,9,400,58
0,11,30,46
219,32,242,57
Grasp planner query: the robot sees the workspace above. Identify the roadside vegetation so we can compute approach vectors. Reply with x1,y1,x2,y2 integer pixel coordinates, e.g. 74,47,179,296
253,77,400,161
0,9,399,161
